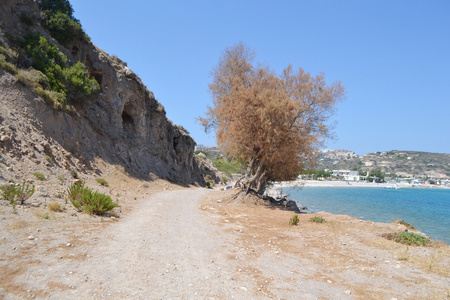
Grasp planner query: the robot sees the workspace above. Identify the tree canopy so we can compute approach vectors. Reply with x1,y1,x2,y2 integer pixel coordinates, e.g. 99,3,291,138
369,168,385,179
40,0,75,19
200,42,346,194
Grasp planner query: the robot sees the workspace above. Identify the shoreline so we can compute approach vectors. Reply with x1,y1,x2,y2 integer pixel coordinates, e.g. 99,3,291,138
268,180,450,244
203,189,450,298
272,179,450,189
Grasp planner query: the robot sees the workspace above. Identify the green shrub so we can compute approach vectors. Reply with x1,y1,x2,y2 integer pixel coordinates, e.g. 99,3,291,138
32,172,46,181
95,178,109,187
40,0,88,44
67,182,83,208
16,182,35,204
22,34,99,108
213,158,244,176
0,182,18,203
62,61,100,100
40,0,75,17
67,183,118,215
289,214,299,226
384,232,431,246
310,216,325,223
0,181,35,206
44,11,84,44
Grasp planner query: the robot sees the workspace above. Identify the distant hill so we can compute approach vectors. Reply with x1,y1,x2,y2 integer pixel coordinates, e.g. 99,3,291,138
315,149,450,179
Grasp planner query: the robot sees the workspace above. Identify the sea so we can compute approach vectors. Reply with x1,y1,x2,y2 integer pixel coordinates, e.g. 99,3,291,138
284,187,450,244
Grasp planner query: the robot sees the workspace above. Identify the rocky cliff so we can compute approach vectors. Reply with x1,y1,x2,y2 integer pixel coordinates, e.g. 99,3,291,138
0,0,203,185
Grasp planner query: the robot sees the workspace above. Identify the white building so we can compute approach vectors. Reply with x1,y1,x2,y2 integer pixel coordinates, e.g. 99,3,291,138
332,170,361,181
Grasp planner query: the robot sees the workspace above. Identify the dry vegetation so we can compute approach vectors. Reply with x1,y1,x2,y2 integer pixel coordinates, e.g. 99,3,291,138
200,42,346,195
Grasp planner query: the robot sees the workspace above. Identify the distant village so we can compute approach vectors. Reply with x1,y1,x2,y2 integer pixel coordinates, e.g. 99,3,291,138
195,146,450,187
298,169,450,187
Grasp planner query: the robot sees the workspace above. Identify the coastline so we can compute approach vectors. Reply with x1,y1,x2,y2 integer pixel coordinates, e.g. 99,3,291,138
202,189,450,299
269,179,450,244
272,179,450,189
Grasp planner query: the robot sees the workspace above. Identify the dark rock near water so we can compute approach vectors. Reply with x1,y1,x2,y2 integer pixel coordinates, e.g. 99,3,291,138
263,194,308,213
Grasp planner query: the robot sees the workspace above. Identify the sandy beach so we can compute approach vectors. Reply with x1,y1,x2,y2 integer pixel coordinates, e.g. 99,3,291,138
273,179,450,189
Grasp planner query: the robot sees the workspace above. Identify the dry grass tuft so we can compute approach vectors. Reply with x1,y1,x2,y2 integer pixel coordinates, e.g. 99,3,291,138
47,201,62,212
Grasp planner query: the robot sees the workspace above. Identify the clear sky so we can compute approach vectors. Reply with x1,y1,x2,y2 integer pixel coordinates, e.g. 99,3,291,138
70,0,449,155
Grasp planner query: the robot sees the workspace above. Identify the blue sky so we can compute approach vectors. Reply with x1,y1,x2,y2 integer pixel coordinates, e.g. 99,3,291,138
70,0,450,155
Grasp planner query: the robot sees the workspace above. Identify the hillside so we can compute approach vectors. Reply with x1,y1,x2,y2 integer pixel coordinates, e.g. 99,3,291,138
0,0,212,187
316,149,450,178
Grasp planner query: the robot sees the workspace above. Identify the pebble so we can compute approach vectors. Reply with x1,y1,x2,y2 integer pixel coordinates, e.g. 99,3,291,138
66,243,72,247
240,287,248,291
0,135,11,142
345,290,352,295
28,235,35,240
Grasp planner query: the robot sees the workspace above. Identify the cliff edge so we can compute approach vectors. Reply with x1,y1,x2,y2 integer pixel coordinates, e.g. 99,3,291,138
0,0,204,185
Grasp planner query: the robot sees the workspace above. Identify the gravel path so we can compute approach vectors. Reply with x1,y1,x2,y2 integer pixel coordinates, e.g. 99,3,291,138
49,188,249,299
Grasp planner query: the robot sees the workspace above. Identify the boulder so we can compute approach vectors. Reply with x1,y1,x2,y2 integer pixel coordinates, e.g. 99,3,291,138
285,200,308,213
264,194,308,213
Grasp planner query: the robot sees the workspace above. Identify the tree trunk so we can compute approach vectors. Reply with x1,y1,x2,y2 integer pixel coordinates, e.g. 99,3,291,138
235,156,268,196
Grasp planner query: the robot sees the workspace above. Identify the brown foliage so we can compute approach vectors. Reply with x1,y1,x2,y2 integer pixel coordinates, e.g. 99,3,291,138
199,42,346,194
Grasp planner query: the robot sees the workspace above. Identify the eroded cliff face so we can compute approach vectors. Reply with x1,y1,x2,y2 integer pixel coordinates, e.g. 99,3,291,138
0,0,202,184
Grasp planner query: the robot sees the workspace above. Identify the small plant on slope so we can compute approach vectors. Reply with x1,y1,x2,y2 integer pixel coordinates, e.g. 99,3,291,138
95,178,109,187
32,172,46,181
0,181,18,203
47,201,62,212
15,181,35,204
67,183,118,215
0,181,35,206
289,214,299,226
383,232,431,246
310,216,325,223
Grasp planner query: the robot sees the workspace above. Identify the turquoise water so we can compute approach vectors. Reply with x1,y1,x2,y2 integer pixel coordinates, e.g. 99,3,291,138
285,187,450,244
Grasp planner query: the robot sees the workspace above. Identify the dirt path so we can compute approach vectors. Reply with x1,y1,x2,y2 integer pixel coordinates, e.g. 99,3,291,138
40,188,251,299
